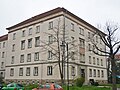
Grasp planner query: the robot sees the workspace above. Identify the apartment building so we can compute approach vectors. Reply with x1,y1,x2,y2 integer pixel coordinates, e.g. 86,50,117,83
0,34,8,78
4,7,107,84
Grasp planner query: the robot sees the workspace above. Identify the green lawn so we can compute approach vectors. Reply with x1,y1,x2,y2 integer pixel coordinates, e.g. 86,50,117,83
63,86,111,90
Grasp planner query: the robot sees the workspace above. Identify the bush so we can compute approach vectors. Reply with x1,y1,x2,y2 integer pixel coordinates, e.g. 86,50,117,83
94,82,99,86
74,77,85,87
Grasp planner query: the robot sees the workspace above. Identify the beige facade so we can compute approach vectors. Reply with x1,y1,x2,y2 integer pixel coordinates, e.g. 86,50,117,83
0,34,8,78
2,7,107,84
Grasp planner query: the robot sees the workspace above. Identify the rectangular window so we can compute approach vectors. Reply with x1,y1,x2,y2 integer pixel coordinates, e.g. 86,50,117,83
71,51,75,60
79,27,84,35
94,69,96,77
27,53,31,62
28,28,32,35
35,36,40,47
47,66,52,75
71,23,74,31
21,40,25,50
49,21,53,29
22,30,25,37
71,37,75,46
20,54,24,63
93,57,95,65
10,68,14,76
88,44,91,51
79,38,85,48
88,32,90,39
34,52,39,61
71,66,75,76
101,70,104,77
98,70,100,77
96,36,98,43
26,67,30,76
101,59,103,66
11,56,14,64
1,62,4,69
48,35,53,44
36,26,40,33
34,67,38,76
89,56,91,64
28,38,32,48
2,52,5,58
13,33,16,40
19,68,23,76
48,50,52,60
89,69,92,77
80,53,85,63
97,58,99,65
12,44,15,52
3,42,5,48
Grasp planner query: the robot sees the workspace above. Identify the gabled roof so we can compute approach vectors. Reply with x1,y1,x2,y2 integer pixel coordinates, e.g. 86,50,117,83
0,34,8,42
6,7,105,35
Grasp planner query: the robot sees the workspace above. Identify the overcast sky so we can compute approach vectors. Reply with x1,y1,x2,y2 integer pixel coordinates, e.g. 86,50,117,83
0,0,120,36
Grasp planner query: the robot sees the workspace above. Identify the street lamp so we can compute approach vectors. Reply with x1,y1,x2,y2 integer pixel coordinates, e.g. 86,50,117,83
60,42,69,90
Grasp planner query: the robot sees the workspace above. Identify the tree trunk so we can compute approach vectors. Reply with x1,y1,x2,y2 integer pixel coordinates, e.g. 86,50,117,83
111,57,117,90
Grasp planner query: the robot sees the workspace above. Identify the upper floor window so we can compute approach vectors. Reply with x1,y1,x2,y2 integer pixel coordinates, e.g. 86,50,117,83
47,66,52,75
35,36,40,47
11,56,14,64
21,40,25,50
19,68,23,76
27,53,31,62
22,30,25,37
48,35,53,44
26,67,30,76
10,68,14,76
12,44,15,52
48,50,52,60
28,38,32,48
93,57,95,65
28,28,32,35
88,44,91,51
79,38,85,48
49,21,53,29
71,51,75,60
36,25,40,33
80,53,85,63
34,52,39,61
71,37,75,46
2,52,5,58
1,62,4,69
96,36,98,43
33,67,38,76
97,58,99,65
20,54,24,63
71,23,74,31
89,56,91,64
88,32,90,39
3,42,5,48
79,27,84,35
101,59,103,66
13,33,16,40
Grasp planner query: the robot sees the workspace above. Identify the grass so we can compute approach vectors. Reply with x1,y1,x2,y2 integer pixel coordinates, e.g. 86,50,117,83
63,85,111,90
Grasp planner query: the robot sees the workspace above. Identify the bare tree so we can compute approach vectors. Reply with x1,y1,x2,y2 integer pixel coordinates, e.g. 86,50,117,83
89,22,120,90
39,19,79,84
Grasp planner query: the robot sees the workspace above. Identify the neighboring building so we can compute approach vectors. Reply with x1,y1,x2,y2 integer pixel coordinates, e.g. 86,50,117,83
0,34,8,78
2,7,107,84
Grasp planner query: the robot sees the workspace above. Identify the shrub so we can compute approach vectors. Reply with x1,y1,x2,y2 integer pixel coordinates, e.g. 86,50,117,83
74,77,85,87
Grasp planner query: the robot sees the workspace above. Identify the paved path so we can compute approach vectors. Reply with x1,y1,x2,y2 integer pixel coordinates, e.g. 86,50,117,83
117,88,120,90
